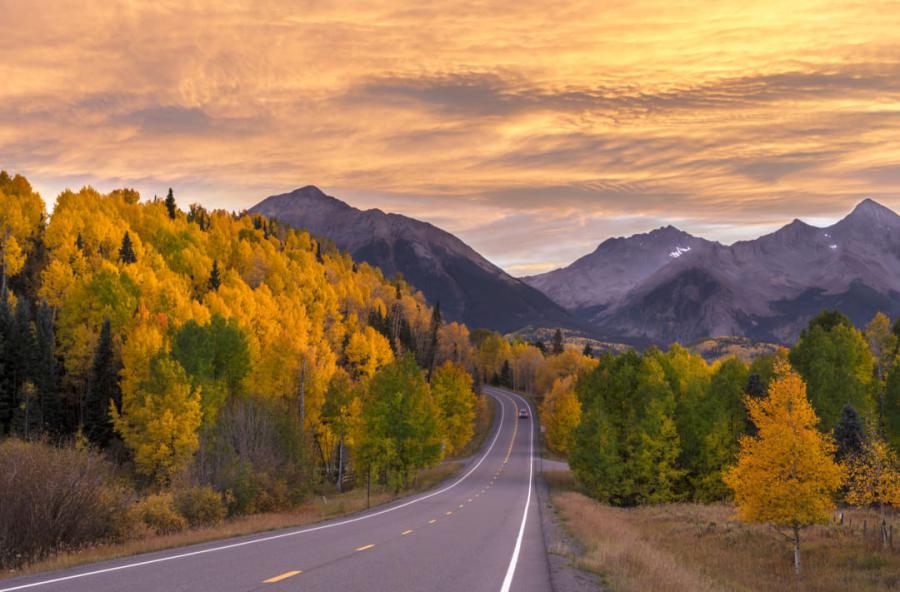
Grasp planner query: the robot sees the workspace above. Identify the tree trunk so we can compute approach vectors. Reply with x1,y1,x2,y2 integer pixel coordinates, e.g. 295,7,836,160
337,433,344,493
793,525,801,576
298,358,306,429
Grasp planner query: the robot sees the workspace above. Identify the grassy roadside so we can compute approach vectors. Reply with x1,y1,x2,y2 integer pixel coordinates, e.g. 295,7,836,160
3,396,498,581
3,462,459,581
545,470,900,592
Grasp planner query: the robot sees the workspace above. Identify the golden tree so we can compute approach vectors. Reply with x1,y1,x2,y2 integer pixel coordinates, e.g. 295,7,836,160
724,362,843,575
844,439,900,546
540,376,582,455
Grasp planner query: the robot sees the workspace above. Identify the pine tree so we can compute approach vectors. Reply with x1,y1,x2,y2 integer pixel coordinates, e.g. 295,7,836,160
835,404,867,461
33,303,62,435
119,232,136,264
208,259,221,292
75,232,84,252
165,188,177,219
83,319,121,446
426,301,441,377
582,343,593,358
499,359,513,388
551,329,564,355
724,362,843,575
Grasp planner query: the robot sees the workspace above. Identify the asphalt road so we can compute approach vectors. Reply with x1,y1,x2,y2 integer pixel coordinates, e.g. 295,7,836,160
0,387,551,592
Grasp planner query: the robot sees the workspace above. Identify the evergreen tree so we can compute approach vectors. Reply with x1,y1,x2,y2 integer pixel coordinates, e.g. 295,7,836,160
834,404,867,461
165,188,177,219
551,329,564,355
582,343,593,358
119,232,137,264
75,232,84,252
425,301,441,377
532,340,547,355
745,373,766,399
499,359,513,388
208,259,221,292
33,303,62,435
0,281,11,433
83,319,121,446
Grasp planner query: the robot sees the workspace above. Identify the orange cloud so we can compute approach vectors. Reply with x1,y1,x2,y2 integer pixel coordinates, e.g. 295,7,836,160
2,0,900,273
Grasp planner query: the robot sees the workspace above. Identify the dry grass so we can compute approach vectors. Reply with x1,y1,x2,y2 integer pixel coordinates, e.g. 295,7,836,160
547,470,900,592
3,462,459,581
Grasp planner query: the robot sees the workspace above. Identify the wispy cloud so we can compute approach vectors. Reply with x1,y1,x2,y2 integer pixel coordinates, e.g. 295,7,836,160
3,0,900,273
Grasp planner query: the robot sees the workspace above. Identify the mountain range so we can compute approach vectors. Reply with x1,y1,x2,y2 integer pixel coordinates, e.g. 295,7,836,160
524,198,900,344
251,187,900,346
249,186,575,333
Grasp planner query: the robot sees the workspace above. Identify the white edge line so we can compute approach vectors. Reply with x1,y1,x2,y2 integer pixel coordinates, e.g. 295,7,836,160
497,388,534,592
0,394,507,592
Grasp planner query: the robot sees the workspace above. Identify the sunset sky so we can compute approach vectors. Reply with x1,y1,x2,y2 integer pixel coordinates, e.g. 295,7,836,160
4,1,900,274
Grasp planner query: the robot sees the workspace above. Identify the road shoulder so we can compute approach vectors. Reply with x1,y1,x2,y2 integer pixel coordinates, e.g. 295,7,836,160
536,469,603,592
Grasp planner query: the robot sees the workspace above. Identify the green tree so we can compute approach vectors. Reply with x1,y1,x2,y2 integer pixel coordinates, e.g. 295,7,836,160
33,303,62,435
582,343,593,358
118,232,136,264
165,188,177,219
170,315,250,424
789,311,874,428
357,355,442,490
882,361,900,450
571,351,683,506
693,357,749,500
83,318,121,446
551,329,564,355
208,259,221,292
834,403,867,461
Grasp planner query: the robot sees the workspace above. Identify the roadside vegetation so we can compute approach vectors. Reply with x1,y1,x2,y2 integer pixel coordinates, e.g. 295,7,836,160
537,309,900,586
547,470,900,592
0,171,490,572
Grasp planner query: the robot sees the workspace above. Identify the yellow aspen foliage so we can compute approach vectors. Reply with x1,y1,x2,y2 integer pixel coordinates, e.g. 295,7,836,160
114,354,201,483
431,362,476,455
345,326,394,380
843,439,900,509
541,376,582,456
0,171,45,277
1,236,25,277
534,349,598,396
724,362,843,574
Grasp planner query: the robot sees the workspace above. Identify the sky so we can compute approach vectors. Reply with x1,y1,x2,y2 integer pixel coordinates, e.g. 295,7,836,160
3,1,900,275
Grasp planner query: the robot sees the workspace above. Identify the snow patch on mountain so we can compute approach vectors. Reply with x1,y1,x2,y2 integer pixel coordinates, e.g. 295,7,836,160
669,246,692,258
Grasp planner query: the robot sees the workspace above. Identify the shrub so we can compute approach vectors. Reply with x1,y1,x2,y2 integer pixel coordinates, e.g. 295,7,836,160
131,493,187,535
193,398,308,515
175,485,226,527
0,438,132,568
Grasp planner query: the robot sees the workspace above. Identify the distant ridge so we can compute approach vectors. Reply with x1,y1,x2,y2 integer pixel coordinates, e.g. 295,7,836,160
524,198,900,344
250,186,576,333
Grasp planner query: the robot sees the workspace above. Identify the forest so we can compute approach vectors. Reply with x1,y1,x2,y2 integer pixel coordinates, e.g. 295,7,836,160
0,171,488,568
538,311,900,572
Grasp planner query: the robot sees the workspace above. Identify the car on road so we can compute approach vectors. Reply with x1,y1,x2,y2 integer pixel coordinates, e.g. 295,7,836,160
518,408,530,419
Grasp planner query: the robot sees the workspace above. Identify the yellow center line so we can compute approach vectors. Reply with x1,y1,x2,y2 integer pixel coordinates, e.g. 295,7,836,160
401,529,413,535
355,544,375,552
429,519,437,524
263,570,302,583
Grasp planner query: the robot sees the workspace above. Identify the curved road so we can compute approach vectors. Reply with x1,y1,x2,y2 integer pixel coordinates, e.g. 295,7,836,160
0,387,550,592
